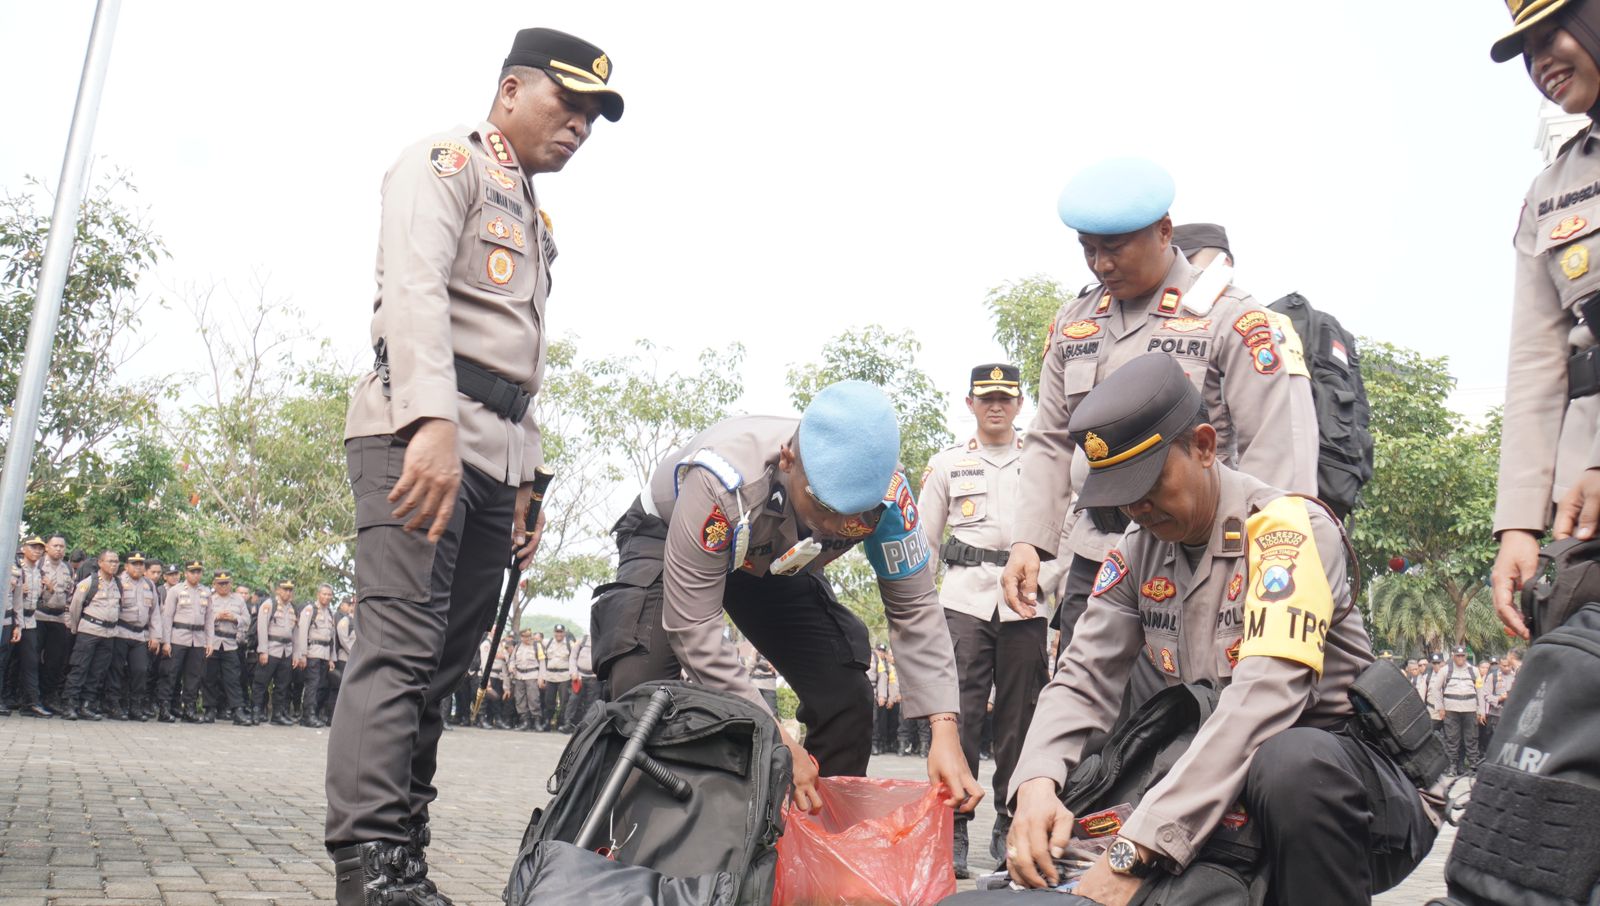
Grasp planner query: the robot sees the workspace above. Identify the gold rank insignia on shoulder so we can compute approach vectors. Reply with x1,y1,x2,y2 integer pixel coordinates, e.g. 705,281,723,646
1084,432,1110,461
1563,245,1590,280
485,131,515,167
1158,287,1182,314
429,141,471,179
1096,292,1113,314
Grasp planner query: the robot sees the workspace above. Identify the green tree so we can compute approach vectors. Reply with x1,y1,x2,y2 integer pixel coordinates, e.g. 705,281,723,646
167,288,357,592
983,275,1071,399
1366,573,1506,658
1352,341,1500,646
787,324,952,489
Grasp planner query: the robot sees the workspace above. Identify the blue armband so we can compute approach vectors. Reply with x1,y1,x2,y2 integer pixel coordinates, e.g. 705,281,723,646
864,472,931,580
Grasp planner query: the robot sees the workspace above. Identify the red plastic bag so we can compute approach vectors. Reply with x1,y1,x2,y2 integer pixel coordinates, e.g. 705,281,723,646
773,777,955,906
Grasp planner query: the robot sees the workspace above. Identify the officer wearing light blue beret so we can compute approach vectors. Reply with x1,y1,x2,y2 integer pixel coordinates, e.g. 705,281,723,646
1002,156,1321,666
591,381,984,816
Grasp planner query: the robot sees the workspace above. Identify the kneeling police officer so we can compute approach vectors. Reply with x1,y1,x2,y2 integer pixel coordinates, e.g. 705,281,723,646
1004,354,1437,906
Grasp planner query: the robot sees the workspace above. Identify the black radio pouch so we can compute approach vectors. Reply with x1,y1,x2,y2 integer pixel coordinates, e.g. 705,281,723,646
1348,658,1448,788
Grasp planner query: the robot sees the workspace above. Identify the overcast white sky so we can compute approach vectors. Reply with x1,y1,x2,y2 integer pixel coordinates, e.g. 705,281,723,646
0,1,1554,623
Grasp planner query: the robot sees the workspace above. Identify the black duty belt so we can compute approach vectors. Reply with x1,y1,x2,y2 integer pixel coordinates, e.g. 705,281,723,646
1569,295,1600,399
374,341,532,423
81,614,116,629
39,604,66,615
173,622,205,631
1444,692,1478,701
117,621,146,632
269,633,293,643
940,538,1010,568
213,629,235,640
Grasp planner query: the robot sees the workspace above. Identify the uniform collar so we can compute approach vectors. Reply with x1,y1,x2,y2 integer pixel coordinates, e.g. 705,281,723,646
968,433,1020,466
1108,249,1196,338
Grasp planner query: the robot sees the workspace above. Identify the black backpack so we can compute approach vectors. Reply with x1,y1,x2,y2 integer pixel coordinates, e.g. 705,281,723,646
1267,292,1374,521
503,681,791,906
1428,602,1600,906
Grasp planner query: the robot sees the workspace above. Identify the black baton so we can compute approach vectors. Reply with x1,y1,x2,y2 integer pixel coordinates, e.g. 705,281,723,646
472,465,554,723
573,686,691,852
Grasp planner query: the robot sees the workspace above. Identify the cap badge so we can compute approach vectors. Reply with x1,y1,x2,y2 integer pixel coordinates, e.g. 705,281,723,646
1552,215,1588,241
592,54,610,80
1563,245,1589,280
1084,432,1110,462
990,367,1004,380
486,248,516,285
1063,320,1101,340
1508,0,1526,16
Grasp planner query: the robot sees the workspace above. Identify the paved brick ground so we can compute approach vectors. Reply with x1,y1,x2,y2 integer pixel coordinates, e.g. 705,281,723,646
0,716,1449,905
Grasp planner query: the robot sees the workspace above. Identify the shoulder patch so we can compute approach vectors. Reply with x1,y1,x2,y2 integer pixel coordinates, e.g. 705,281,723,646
1239,497,1333,673
700,505,732,553
429,141,471,178
1042,318,1057,361
1091,550,1128,597
673,449,744,496
1264,311,1310,378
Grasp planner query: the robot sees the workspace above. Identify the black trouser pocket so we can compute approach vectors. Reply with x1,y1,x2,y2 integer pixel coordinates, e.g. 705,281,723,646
590,554,664,678
348,436,434,604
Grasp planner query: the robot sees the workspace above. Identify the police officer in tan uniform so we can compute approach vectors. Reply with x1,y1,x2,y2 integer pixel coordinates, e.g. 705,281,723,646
106,552,160,721
592,381,982,816
539,623,574,731
1002,158,1319,642
295,584,338,728
1488,0,1600,638
36,534,74,711
1000,355,1432,906
61,550,126,720
328,29,622,902
158,561,212,723
254,581,299,726
508,628,543,730
9,536,49,717
204,571,252,725
918,364,1057,875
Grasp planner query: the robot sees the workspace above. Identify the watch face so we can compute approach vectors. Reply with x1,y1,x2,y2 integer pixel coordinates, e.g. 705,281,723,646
1108,839,1138,873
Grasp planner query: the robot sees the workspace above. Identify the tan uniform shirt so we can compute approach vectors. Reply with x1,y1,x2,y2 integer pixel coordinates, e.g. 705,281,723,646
161,583,212,648
509,642,541,680
1498,130,1600,532
1011,468,1372,868
1429,663,1485,715
295,604,338,662
540,636,575,681
1486,667,1515,717
919,434,1067,622
257,600,299,658
207,592,250,652
575,634,594,676
644,416,960,717
37,556,72,623
10,561,42,630
1015,250,1320,563
345,121,554,487
114,576,161,642
336,614,355,663
69,573,125,639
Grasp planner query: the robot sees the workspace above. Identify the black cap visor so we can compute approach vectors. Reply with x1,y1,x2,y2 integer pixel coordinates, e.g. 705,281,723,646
545,64,624,121
1074,444,1171,510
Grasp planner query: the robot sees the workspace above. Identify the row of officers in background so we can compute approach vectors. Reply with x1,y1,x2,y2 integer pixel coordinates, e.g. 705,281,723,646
1406,646,1523,778
2,541,352,726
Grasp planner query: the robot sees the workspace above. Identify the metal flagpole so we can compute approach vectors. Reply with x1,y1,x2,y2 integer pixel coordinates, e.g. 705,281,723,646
0,0,122,550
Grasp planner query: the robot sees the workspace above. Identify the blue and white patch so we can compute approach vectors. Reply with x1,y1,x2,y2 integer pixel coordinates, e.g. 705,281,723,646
672,448,743,497
1091,550,1129,597
865,471,930,580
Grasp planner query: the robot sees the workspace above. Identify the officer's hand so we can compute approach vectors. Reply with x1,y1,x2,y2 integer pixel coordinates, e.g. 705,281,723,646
927,717,984,813
1491,530,1541,639
205,646,213,657
1009,777,1074,889
1478,713,1487,725
1075,855,1142,906
1002,543,1042,619
778,724,823,813
9,627,17,644
162,643,171,657
512,487,546,569
390,418,462,543
258,653,269,666
1554,468,1600,541
877,696,886,707
537,679,546,689
146,639,159,654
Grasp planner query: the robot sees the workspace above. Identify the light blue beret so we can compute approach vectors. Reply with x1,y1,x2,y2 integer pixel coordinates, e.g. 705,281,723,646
798,380,900,514
1056,157,1175,235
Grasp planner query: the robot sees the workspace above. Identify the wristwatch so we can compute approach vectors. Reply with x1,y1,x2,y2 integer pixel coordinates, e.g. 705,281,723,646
1107,837,1153,877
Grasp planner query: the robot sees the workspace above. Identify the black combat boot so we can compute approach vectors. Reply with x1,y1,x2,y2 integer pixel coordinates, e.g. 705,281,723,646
272,711,294,727
233,707,251,726
180,707,200,724
157,704,175,723
402,819,452,906
990,813,1013,864
331,841,444,906
952,819,973,880
80,706,104,721
59,706,79,721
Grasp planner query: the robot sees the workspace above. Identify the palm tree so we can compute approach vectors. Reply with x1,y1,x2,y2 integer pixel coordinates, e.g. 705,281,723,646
1366,572,1504,656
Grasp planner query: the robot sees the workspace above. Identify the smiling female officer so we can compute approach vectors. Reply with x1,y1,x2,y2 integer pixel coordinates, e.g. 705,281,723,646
1488,0,1600,638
